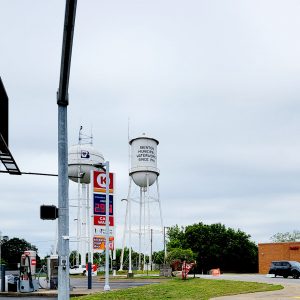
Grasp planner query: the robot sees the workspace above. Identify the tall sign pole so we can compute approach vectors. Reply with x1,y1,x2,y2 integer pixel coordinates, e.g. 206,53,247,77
57,1,77,299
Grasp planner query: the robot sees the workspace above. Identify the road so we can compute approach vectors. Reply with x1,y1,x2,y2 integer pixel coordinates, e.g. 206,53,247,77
0,276,160,299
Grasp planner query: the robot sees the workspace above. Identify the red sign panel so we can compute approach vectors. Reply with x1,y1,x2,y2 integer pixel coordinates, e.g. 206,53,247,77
94,216,114,226
93,171,114,193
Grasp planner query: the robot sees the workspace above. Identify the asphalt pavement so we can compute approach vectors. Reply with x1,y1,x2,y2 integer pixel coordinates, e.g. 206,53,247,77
0,276,161,299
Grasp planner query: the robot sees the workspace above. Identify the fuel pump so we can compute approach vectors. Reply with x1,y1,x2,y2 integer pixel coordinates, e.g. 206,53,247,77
19,250,39,292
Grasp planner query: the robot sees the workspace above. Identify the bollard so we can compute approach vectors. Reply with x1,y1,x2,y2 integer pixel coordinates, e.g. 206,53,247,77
87,262,92,289
1,265,5,292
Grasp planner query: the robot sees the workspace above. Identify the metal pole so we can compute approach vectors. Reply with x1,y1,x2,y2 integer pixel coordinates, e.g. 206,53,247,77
0,230,3,293
143,188,146,271
104,161,110,291
81,184,87,264
76,165,80,266
128,183,132,275
163,226,166,264
57,1,77,299
119,195,129,271
146,175,151,272
150,228,153,271
138,187,142,270
57,106,70,300
112,193,116,277
119,182,131,271
87,184,92,289
0,230,1,270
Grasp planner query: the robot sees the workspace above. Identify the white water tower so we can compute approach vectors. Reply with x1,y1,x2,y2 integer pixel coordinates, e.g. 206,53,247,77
120,133,163,273
129,136,159,187
68,128,105,266
68,143,104,184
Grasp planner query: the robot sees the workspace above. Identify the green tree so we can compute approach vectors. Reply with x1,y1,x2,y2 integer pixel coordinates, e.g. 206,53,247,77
270,230,300,242
166,248,195,263
167,223,258,273
1,237,39,269
152,250,164,265
167,225,186,249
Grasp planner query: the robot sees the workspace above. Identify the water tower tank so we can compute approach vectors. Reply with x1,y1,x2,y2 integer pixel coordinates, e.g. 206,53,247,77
129,134,159,187
68,144,105,184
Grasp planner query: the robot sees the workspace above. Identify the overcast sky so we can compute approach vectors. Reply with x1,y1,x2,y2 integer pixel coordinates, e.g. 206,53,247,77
1,0,300,258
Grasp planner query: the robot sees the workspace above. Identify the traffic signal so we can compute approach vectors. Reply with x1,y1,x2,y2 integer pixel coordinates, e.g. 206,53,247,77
40,205,58,220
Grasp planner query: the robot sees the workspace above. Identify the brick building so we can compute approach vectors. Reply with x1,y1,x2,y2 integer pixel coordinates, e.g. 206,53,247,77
258,242,300,274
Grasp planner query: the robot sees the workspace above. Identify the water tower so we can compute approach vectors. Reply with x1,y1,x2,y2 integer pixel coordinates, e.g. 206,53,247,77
68,127,104,265
120,133,163,273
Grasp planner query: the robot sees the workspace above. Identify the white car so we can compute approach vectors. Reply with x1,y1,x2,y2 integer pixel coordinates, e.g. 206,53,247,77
69,265,86,275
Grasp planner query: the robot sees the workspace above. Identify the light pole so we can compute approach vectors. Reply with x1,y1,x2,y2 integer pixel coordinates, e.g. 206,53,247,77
119,198,128,271
57,1,77,299
163,226,169,264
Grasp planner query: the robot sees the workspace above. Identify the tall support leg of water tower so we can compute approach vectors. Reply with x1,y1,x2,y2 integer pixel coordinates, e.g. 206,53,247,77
86,183,92,263
143,187,146,271
138,187,142,270
156,178,164,235
146,174,152,271
76,166,81,266
81,184,87,264
128,179,133,275
119,177,132,271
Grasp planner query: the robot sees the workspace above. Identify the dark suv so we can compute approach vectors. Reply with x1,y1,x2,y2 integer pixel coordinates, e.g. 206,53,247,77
269,261,300,279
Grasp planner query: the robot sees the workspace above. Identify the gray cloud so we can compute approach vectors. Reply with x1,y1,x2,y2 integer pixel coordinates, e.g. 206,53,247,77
1,0,300,257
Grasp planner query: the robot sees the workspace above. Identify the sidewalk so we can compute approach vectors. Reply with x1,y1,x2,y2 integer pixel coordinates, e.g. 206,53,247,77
210,284,300,300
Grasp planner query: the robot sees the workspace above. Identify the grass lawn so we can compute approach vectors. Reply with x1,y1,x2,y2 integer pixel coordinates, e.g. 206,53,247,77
73,278,283,300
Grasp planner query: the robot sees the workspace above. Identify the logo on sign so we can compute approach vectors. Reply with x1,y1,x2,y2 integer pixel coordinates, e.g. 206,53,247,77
81,150,90,158
93,171,114,193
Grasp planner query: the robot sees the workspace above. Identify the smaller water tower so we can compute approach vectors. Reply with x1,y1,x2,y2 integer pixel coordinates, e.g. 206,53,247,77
68,128,105,266
120,133,163,273
68,143,104,184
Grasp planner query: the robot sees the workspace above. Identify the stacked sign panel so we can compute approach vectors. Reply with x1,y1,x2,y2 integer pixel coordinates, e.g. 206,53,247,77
92,170,115,251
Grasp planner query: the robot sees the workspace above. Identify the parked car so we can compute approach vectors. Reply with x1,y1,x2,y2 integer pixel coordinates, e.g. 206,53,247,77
69,265,86,275
269,261,300,279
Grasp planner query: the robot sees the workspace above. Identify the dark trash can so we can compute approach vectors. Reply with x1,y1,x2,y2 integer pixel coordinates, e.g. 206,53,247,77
7,276,18,292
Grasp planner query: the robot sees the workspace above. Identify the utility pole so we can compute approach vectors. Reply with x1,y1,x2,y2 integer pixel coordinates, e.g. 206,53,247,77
57,1,77,299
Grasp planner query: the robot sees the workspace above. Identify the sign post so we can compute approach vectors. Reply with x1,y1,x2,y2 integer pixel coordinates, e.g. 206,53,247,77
91,166,115,291
104,161,110,291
